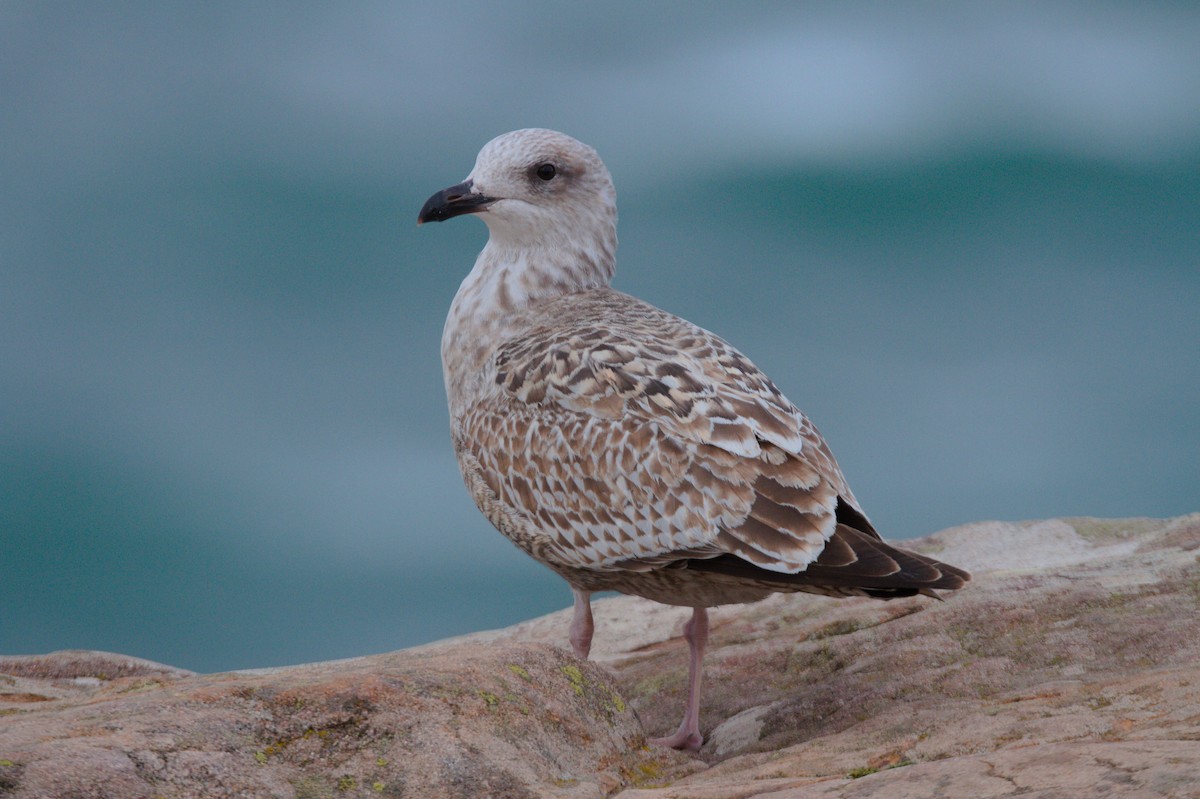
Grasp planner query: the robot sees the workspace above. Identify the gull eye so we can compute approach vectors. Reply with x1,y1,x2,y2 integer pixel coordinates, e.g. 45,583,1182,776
535,163,557,181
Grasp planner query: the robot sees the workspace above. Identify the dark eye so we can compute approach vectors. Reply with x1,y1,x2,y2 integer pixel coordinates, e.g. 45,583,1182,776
535,163,557,181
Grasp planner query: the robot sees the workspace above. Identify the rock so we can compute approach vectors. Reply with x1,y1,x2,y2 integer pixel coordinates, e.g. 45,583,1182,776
2,514,1198,798
0,644,673,798
602,514,1200,798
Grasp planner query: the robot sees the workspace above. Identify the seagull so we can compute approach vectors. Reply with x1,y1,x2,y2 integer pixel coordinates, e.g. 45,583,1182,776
419,129,969,750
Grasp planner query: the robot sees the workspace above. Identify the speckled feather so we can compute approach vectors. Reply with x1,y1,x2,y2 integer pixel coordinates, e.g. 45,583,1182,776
434,129,968,610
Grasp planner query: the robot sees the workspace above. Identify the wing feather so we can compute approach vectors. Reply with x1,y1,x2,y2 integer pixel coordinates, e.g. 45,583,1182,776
456,290,850,573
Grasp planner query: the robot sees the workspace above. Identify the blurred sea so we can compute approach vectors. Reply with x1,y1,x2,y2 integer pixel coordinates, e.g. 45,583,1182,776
2,3,1198,672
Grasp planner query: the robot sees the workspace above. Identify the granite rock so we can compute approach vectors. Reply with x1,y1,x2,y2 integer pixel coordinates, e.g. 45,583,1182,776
3,514,1198,798
0,644,667,798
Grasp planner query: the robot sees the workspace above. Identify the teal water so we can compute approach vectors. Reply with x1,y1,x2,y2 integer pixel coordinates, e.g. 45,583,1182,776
3,4,1198,673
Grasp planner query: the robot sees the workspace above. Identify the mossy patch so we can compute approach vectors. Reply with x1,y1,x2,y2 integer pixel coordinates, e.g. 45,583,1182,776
561,665,586,696
621,756,673,789
292,776,335,799
791,643,847,676
254,719,364,764
506,663,532,681
849,758,914,779
605,686,627,713
1065,517,1160,542
116,678,166,695
0,757,19,793
556,663,628,718
811,619,863,639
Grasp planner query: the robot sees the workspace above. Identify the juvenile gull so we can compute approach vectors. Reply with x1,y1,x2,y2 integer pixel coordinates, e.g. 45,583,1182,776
419,129,969,750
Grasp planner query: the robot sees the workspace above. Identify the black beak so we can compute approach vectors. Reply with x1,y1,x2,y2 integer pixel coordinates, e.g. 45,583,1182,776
417,180,497,224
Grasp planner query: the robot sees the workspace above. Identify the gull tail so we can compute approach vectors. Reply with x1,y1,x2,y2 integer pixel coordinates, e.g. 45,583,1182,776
690,498,970,599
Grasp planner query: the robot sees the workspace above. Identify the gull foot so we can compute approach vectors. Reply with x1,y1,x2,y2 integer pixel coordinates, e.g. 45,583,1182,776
650,730,703,751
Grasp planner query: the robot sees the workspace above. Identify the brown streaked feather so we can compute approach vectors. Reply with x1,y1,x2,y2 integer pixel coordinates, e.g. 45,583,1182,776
459,289,851,575
453,288,970,603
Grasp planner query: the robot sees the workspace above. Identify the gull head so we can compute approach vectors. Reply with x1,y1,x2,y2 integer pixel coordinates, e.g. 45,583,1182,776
419,129,617,273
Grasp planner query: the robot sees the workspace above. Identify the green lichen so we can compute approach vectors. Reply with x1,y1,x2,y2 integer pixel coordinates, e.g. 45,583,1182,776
117,678,164,694
478,690,500,707
506,663,532,681
375,757,388,767
848,759,913,780
336,775,356,792
1065,516,1159,542
560,665,586,696
811,618,863,639
292,776,333,799
255,721,359,765
372,782,386,793
621,758,672,789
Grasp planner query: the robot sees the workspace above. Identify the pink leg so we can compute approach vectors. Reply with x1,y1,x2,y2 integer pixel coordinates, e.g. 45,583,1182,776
568,589,594,659
651,606,709,751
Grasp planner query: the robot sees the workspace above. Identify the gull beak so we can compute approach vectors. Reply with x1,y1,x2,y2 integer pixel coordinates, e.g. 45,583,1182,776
417,179,497,224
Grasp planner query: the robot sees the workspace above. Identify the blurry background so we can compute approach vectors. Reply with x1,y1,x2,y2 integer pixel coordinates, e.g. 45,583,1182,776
2,3,1197,673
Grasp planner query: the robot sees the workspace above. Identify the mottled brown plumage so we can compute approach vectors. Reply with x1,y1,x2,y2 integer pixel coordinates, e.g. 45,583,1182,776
420,129,969,750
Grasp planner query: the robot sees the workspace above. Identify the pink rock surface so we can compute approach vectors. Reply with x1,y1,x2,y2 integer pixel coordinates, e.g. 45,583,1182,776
3,514,1198,798
0,644,668,798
